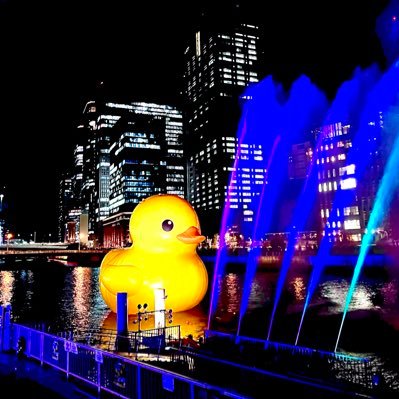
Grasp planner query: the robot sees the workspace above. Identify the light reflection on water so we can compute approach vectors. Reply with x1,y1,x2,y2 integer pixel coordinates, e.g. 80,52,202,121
0,271,14,304
0,266,108,330
291,277,306,301
381,281,399,306
318,279,375,313
0,262,398,342
218,273,242,314
212,270,399,342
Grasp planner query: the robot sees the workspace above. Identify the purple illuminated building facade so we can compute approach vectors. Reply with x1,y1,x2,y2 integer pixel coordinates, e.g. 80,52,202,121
314,115,390,245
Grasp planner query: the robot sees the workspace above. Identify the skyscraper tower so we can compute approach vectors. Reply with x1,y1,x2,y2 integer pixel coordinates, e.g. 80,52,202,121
0,186,6,245
57,143,84,244
183,3,265,235
107,101,184,215
57,172,74,242
80,101,98,239
315,115,386,244
77,99,184,246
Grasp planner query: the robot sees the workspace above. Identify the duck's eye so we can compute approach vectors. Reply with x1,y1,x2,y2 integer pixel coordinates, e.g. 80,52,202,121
162,219,174,232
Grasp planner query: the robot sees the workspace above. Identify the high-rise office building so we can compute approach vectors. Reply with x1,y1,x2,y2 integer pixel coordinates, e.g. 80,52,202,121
315,116,386,243
77,100,123,244
109,111,183,214
288,142,314,180
183,5,265,236
58,142,85,244
72,144,84,206
77,100,184,246
103,102,184,247
280,138,321,234
57,173,74,242
80,103,97,239
0,186,6,245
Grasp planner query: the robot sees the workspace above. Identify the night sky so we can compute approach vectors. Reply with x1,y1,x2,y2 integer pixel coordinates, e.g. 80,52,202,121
0,0,391,239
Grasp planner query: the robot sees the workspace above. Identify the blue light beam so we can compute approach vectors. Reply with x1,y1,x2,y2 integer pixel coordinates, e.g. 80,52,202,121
334,116,399,352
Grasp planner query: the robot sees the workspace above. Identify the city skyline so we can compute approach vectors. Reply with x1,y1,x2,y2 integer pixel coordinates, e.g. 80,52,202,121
0,0,389,237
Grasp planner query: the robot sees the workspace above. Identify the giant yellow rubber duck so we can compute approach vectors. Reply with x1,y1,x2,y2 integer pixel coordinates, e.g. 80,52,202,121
99,194,208,314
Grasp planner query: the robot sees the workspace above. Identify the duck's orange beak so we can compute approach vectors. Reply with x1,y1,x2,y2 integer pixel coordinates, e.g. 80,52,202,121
177,226,205,244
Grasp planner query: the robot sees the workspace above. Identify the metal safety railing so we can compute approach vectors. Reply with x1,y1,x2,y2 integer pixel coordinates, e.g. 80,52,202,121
4,320,249,399
56,325,181,354
203,330,383,392
2,305,396,398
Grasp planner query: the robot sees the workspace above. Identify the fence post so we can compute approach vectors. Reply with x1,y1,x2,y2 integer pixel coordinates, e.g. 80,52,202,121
40,331,44,365
97,361,101,395
2,304,11,352
66,347,70,380
27,328,32,357
0,305,4,351
189,382,194,399
136,366,141,399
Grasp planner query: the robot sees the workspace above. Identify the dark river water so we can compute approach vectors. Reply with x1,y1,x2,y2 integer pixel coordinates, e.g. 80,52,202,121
1,257,399,384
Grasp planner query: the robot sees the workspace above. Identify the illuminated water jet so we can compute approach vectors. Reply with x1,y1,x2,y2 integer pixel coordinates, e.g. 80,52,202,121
335,105,399,352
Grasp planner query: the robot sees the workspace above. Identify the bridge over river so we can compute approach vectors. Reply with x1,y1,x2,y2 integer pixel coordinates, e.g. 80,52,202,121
0,244,109,266
0,244,395,270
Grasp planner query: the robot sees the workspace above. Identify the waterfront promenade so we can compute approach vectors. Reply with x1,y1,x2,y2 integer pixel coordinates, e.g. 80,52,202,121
2,317,397,399
0,349,378,399
0,339,379,399
0,351,96,398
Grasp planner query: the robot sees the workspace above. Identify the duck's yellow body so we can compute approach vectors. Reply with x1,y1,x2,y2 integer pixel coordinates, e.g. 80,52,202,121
99,194,208,314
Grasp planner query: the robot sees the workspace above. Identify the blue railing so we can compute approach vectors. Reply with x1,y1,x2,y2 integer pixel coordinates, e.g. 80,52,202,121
57,325,181,354
0,306,249,399
2,305,395,398
204,329,375,390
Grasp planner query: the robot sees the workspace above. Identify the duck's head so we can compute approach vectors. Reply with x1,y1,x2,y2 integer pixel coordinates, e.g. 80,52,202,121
129,194,205,253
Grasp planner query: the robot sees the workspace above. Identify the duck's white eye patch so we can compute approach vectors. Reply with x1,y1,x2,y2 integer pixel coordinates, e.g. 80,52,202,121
162,219,174,232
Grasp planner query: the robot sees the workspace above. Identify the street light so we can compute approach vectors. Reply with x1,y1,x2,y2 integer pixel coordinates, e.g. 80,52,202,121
165,309,173,325
133,303,148,333
133,303,173,331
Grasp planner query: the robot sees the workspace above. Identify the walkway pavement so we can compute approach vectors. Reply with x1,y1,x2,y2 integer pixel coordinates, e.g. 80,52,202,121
0,352,97,398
